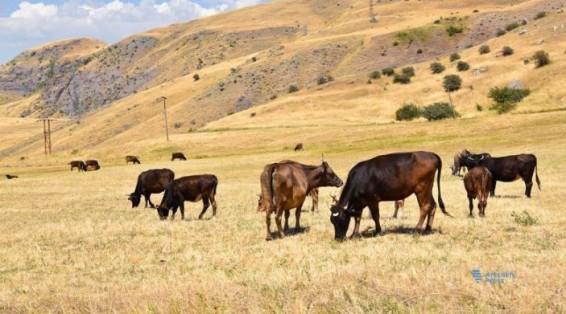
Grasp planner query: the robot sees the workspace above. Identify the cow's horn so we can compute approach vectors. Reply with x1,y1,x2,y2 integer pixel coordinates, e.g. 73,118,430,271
332,212,339,217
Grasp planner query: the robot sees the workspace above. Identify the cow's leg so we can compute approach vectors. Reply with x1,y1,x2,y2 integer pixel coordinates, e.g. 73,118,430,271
424,197,437,233
274,207,285,239
170,205,178,220
392,200,404,219
282,210,290,231
415,192,434,233
468,196,474,217
350,212,363,238
368,203,382,236
198,198,210,219
479,196,487,217
146,194,155,208
490,179,497,197
210,194,217,217
265,209,273,241
524,179,533,198
295,203,304,231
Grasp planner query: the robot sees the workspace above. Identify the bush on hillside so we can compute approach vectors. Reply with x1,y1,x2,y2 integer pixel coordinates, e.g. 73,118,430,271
430,62,446,74
369,71,381,79
382,67,395,76
421,102,460,121
495,29,506,37
401,66,415,77
488,86,531,114
288,85,299,93
505,22,520,32
446,25,464,36
443,74,462,92
534,12,546,20
393,74,411,84
395,103,421,121
532,50,550,68
317,75,334,85
457,61,470,71
193,74,200,81
502,46,514,56
479,45,490,54
450,53,461,62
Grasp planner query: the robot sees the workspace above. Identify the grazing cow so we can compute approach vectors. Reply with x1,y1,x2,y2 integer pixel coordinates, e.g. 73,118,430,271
257,188,319,215
171,152,187,161
463,167,492,217
128,168,175,208
294,143,304,151
84,160,100,171
331,192,405,218
125,155,141,164
69,160,86,172
5,174,18,179
156,174,218,220
260,159,343,240
451,148,470,176
330,151,451,240
461,153,541,198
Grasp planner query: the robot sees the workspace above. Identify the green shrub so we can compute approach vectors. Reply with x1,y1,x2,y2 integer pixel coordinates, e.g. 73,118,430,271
382,68,395,76
495,29,506,37
395,103,421,121
457,61,470,71
505,22,520,31
534,12,546,20
393,74,411,84
369,71,381,79
479,45,490,54
446,25,464,36
288,85,299,93
512,210,539,226
401,67,415,77
450,53,461,62
430,62,446,74
532,50,550,68
443,74,462,92
488,86,530,113
317,75,333,85
502,46,514,56
193,74,200,81
421,102,460,121
476,104,483,111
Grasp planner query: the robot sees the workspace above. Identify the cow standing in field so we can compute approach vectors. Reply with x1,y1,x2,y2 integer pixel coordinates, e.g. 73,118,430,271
126,155,141,164
257,188,319,215
463,167,492,217
156,174,218,220
330,151,451,240
330,192,405,219
5,174,18,179
259,159,343,240
69,160,86,172
294,143,304,151
128,168,175,208
171,152,187,161
461,153,540,198
84,160,100,171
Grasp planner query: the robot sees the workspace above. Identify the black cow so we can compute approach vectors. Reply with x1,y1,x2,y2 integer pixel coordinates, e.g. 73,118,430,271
126,155,141,164
128,169,175,208
294,143,304,151
461,153,541,198
84,160,100,171
156,174,218,220
330,151,451,240
69,160,86,172
5,174,18,179
171,152,187,161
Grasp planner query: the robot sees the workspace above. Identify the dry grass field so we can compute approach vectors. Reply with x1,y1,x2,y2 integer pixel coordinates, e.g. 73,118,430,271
1,0,566,312
1,109,566,313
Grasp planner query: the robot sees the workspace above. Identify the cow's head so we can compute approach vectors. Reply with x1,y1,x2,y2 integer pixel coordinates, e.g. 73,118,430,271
256,194,267,212
330,204,351,241
128,193,141,208
320,161,343,188
156,205,169,220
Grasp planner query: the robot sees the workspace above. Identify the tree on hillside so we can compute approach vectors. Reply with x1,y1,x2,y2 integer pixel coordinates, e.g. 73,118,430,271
443,74,462,107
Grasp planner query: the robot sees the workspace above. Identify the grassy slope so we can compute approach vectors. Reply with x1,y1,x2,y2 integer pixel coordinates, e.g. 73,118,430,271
0,0,566,312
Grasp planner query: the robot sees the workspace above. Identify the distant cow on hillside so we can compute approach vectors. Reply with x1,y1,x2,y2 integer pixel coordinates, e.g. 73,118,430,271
5,174,18,179
171,152,187,161
85,160,100,171
294,143,304,151
69,160,86,172
125,155,141,164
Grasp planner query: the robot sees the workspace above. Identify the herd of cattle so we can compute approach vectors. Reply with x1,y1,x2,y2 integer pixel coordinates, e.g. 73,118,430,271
116,149,541,241
68,152,188,172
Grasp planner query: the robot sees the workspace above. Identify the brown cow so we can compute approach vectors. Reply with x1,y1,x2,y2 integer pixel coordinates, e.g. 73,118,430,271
330,151,450,240
128,168,175,208
260,159,343,240
257,188,319,214
69,160,86,172
126,155,141,164
156,174,218,220
463,167,492,217
294,143,304,151
171,152,187,161
5,174,18,179
330,192,405,218
84,160,100,171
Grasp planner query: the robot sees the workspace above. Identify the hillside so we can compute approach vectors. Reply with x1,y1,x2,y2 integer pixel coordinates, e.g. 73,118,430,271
0,0,565,160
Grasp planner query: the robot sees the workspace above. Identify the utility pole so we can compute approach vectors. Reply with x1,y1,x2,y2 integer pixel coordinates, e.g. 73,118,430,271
159,96,169,141
38,118,53,155
369,0,377,23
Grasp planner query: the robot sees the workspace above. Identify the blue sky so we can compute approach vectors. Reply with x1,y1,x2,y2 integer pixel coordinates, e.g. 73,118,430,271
0,1,269,65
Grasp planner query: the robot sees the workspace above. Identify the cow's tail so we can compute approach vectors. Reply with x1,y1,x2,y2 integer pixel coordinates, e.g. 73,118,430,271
211,175,219,198
436,154,451,217
259,164,276,212
534,156,541,191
